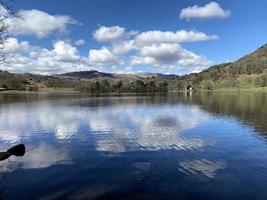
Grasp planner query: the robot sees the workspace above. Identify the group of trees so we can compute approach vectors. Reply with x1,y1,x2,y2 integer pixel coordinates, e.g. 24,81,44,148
254,73,267,87
76,80,168,93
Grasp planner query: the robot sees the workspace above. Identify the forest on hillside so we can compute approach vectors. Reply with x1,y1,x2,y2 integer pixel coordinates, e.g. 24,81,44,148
173,45,267,90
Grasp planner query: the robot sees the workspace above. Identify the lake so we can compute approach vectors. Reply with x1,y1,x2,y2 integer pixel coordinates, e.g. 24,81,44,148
0,92,267,200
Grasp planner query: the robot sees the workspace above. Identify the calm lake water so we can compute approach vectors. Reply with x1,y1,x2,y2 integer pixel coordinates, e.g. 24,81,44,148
0,92,267,200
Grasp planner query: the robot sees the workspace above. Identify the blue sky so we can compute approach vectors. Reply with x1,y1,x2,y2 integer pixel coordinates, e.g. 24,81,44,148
1,0,267,75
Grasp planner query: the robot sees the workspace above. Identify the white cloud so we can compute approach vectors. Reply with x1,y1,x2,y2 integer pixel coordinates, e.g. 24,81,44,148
91,26,217,73
1,35,214,74
94,26,218,52
180,2,230,20
131,43,213,73
139,43,183,63
88,47,119,66
52,40,80,62
111,40,137,55
131,56,155,66
93,25,139,43
2,37,30,54
74,39,85,46
135,30,218,46
175,47,214,68
6,9,78,38
1,20,218,75
93,26,126,42
0,39,91,74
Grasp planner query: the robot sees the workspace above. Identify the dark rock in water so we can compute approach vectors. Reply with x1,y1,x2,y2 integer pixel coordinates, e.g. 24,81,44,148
7,144,26,156
0,144,26,161
0,152,11,161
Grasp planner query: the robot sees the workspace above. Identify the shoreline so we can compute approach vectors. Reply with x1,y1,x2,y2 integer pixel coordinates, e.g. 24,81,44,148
1,86,267,95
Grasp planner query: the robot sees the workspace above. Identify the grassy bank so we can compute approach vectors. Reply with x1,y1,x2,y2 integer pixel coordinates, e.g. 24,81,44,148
1,86,267,94
205,86,267,93
0,87,78,94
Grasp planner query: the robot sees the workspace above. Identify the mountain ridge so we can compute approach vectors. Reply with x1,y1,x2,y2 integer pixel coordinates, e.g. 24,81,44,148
56,71,177,80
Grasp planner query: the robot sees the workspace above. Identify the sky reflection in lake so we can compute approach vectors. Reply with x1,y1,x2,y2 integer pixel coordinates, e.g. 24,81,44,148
1,93,267,200
0,97,211,152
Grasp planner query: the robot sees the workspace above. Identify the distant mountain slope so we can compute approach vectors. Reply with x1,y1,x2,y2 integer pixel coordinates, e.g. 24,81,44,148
57,71,177,80
135,73,177,80
174,44,267,90
57,70,115,79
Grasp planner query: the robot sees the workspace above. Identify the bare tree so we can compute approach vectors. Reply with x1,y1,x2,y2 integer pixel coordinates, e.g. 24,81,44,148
0,0,16,63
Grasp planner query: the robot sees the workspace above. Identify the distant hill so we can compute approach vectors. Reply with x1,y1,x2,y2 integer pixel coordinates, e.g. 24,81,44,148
57,70,115,79
173,44,267,90
57,71,177,80
135,73,177,80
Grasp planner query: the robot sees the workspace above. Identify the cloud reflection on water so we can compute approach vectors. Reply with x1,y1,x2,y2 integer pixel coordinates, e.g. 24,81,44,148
89,105,211,152
178,159,226,178
0,143,71,172
21,143,71,169
0,99,213,169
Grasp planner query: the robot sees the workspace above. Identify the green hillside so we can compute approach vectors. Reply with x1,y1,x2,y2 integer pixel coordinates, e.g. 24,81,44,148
172,44,267,91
